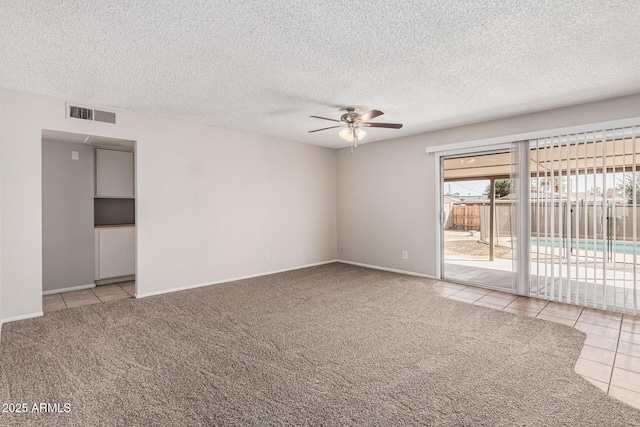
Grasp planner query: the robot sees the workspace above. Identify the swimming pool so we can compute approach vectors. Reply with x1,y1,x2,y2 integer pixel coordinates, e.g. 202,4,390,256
531,237,640,255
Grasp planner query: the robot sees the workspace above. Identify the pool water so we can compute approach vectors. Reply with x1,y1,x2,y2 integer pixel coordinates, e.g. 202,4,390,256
531,237,640,255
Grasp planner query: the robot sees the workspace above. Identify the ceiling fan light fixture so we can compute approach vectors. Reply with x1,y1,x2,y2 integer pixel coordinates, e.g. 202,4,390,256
339,127,355,142
354,127,366,140
339,126,366,142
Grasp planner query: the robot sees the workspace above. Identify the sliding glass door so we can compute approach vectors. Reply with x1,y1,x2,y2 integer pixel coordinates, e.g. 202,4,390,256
441,149,519,292
439,126,640,314
529,128,639,314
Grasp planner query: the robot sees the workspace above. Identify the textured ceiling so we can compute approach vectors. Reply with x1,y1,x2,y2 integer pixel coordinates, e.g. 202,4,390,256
2,1,640,149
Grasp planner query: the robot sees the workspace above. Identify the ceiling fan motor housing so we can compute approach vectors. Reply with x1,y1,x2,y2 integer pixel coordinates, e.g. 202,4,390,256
341,107,360,124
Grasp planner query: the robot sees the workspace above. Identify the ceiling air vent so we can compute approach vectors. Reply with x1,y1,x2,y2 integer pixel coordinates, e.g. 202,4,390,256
67,104,116,124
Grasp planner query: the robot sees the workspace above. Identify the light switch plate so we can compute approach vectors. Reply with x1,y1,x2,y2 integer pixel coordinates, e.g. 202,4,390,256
71,151,80,160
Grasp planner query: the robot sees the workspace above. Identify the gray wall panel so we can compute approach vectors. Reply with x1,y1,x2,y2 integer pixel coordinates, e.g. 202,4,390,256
42,140,95,291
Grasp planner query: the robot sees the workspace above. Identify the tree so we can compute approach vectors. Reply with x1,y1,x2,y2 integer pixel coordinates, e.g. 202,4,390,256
531,176,567,194
617,173,640,204
483,179,512,199
591,186,602,197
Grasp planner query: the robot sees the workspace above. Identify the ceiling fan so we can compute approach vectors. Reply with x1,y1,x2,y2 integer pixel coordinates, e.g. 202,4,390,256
308,107,403,150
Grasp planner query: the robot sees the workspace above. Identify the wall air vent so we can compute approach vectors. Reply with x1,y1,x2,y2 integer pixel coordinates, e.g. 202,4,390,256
69,105,93,120
67,104,116,124
94,109,116,124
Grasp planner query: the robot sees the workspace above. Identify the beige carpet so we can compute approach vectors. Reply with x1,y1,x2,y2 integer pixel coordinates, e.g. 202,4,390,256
0,263,638,426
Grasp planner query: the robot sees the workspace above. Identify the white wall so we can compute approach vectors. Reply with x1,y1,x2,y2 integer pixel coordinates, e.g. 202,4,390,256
1,90,43,321
337,93,640,277
0,88,337,321
134,114,337,295
0,89,3,332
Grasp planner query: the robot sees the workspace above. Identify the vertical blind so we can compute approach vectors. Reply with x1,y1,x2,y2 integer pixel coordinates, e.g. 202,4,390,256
530,126,638,314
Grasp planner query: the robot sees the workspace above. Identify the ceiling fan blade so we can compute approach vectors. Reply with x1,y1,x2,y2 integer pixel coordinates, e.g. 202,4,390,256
361,122,403,129
310,115,341,123
308,125,343,133
359,110,384,122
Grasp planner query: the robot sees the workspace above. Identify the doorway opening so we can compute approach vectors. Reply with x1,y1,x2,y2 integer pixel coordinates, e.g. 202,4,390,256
41,130,137,313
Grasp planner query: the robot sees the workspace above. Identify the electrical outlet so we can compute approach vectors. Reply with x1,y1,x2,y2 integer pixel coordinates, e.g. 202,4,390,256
264,251,270,259
402,251,408,260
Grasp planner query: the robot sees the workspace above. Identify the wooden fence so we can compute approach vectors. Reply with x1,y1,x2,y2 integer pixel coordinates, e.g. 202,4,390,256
450,204,482,230
447,201,640,240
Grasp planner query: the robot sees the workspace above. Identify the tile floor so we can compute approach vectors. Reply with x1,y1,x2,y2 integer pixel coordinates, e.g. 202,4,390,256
432,280,640,410
42,281,134,313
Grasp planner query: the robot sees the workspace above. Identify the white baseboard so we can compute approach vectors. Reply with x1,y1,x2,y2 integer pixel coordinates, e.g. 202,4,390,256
2,311,44,324
42,283,95,295
135,260,339,299
337,259,437,279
